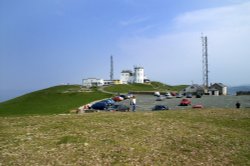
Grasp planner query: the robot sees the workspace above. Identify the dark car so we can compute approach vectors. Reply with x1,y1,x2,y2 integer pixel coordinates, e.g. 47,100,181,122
119,94,130,100
196,94,202,98
152,105,169,111
108,104,130,112
101,99,115,106
91,102,109,110
186,94,192,98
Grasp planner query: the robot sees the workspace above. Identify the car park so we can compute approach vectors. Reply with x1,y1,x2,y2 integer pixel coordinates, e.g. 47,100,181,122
108,104,130,112
179,98,191,106
152,105,169,111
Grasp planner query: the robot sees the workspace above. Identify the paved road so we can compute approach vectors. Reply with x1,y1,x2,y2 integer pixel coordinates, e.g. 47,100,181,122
120,95,250,111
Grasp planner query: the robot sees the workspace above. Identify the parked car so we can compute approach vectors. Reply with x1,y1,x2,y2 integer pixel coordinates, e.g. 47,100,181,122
176,94,183,98
152,105,169,111
91,102,109,110
179,99,191,106
156,95,165,101
108,104,130,112
119,94,130,99
170,92,177,96
192,104,204,109
112,96,124,102
127,93,134,98
196,94,202,98
186,94,192,98
154,92,160,97
165,93,173,99
101,99,115,106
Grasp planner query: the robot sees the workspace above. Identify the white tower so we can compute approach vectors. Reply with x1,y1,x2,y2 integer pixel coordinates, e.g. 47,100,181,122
134,66,144,83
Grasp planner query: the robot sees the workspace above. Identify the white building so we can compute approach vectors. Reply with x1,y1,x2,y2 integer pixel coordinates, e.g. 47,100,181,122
210,83,227,95
82,78,104,87
120,66,147,84
120,70,133,84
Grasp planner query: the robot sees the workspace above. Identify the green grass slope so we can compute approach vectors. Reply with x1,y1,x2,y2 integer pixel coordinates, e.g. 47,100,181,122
104,81,187,93
0,109,249,165
0,85,112,116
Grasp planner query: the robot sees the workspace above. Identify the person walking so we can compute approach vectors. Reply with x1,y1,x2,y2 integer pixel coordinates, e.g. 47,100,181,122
130,96,136,112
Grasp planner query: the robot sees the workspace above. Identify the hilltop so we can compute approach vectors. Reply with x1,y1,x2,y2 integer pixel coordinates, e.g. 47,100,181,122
103,81,187,93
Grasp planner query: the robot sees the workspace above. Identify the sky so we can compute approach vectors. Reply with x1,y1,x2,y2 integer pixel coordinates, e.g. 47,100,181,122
1,0,250,101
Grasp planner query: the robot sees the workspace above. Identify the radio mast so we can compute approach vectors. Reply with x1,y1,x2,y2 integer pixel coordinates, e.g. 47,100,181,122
110,55,114,81
202,34,209,88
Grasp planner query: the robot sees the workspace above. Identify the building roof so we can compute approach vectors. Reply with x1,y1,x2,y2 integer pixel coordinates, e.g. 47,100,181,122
134,66,144,69
187,84,204,90
211,83,227,88
121,70,133,73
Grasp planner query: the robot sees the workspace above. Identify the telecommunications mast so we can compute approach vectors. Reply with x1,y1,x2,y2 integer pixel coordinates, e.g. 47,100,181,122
110,55,114,81
201,34,209,88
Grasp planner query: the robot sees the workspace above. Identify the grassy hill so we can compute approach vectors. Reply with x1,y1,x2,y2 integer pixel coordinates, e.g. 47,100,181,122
1,109,249,165
0,85,112,116
104,81,187,93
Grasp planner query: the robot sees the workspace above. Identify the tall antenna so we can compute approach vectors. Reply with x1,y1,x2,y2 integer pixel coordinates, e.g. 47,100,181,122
201,34,209,88
110,55,114,80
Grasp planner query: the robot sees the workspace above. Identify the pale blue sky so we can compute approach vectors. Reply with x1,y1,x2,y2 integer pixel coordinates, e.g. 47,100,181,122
1,0,250,101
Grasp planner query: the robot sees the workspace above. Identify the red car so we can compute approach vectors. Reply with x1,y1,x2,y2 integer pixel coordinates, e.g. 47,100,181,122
112,96,124,102
192,104,204,109
179,98,191,106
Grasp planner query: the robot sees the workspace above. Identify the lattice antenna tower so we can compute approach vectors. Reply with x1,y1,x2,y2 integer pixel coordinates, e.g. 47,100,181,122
110,55,114,80
201,34,209,88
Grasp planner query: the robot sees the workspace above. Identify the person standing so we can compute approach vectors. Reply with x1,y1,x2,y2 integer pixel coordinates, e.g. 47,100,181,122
130,96,136,112
236,101,241,109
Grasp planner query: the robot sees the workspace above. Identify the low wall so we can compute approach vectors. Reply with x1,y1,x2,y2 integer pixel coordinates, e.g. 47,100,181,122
130,91,166,95
236,91,250,96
